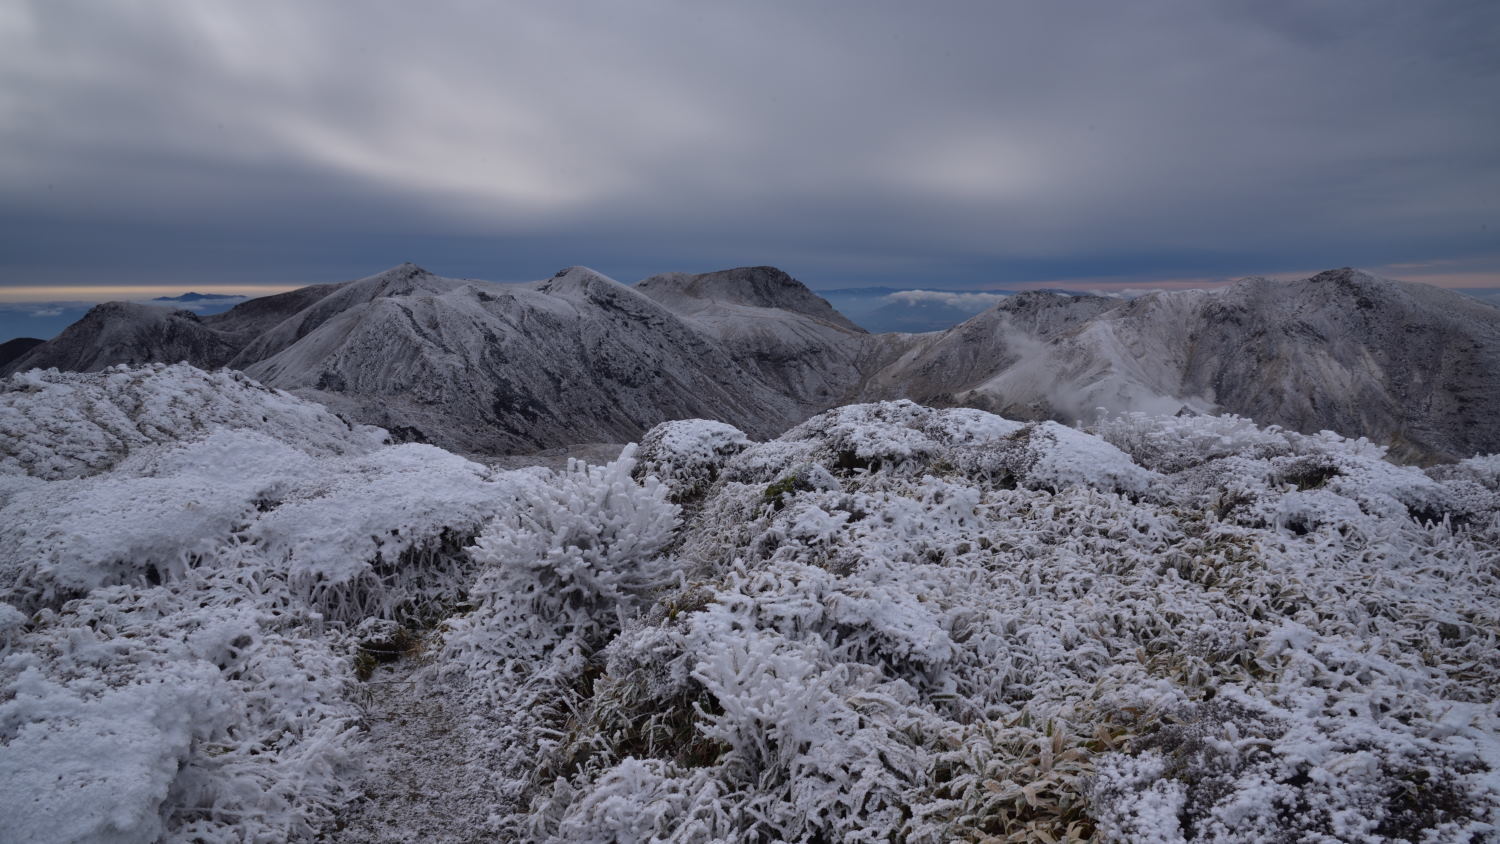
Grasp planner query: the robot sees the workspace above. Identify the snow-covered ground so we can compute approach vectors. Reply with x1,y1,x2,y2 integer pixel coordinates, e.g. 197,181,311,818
2,364,1497,842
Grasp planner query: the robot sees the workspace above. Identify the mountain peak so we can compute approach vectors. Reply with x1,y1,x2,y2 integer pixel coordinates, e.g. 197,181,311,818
535,266,628,299
546,265,610,283
369,262,433,281
1306,267,1383,287
636,266,865,333
344,263,455,299
1,301,236,376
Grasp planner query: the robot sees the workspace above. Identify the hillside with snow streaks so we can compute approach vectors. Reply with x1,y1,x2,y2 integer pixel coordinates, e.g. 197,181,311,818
2,364,1498,842
9,263,1498,464
1,264,829,454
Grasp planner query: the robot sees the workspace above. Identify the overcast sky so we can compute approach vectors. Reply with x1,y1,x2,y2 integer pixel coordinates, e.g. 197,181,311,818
2,0,1497,296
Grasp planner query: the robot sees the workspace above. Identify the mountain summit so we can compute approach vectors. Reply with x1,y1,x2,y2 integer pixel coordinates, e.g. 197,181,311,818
637,266,865,333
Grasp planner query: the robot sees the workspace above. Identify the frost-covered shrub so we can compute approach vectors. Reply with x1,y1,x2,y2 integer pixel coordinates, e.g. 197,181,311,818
247,442,500,622
1445,453,1500,491
0,364,518,842
428,448,682,815
443,446,680,675
1089,411,1293,473
0,602,24,653
1004,421,1163,496
725,401,1159,499
0,430,319,611
519,403,1500,843
730,400,947,481
0,363,383,480
634,418,752,502
6,375,1499,842
0,570,360,843
0,431,501,619
1090,679,1497,842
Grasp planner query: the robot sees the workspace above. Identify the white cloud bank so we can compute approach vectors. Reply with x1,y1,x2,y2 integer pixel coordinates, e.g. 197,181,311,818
885,290,1009,309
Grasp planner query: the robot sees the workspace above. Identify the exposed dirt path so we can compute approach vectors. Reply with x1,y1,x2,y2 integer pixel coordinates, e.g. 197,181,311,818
325,643,515,843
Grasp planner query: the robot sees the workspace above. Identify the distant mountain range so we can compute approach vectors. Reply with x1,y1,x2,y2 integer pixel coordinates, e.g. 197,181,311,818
151,291,248,303
5,264,1497,462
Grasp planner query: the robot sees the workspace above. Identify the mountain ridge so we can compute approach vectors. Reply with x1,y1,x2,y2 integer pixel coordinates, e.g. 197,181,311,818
5,263,1497,462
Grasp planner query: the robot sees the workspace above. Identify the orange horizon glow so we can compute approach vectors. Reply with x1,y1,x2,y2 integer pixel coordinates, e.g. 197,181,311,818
0,264,1496,306
1014,265,1500,294
0,284,305,304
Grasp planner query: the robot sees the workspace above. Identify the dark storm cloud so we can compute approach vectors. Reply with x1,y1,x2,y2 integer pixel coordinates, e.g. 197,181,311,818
1,0,1497,289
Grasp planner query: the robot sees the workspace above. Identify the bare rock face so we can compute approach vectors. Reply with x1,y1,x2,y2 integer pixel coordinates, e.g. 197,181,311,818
6,263,1498,463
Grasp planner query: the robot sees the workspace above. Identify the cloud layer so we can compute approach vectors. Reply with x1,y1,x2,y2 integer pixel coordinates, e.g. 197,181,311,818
2,0,1497,287
886,290,1009,310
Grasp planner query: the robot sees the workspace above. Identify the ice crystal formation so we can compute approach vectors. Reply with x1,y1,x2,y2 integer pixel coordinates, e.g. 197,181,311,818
2,364,1497,842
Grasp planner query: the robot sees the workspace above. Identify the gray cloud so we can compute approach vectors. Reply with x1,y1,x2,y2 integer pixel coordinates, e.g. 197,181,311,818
1,0,1497,289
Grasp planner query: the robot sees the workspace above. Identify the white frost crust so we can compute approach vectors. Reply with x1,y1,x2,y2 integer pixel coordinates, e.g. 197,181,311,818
3,377,1498,843
634,418,752,500
0,363,384,480
520,403,1500,842
0,366,514,843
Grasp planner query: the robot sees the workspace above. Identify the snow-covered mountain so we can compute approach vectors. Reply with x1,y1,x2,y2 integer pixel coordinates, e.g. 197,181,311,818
3,368,1497,841
862,269,1500,462
860,290,1122,410
6,265,1498,462
247,265,816,453
0,337,43,369
636,266,885,412
2,265,824,454
8,301,242,373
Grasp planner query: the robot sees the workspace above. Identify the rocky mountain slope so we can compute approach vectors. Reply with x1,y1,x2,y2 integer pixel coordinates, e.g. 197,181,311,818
0,337,43,369
8,302,241,373
241,265,810,453
636,266,887,412
5,264,1498,462
2,265,831,453
860,290,1122,411
879,269,1500,462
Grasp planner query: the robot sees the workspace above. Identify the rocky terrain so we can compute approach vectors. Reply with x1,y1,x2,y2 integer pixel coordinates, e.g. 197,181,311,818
6,265,1498,462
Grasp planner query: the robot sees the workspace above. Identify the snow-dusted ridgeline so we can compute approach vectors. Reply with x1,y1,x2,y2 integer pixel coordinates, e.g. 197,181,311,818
861,268,1500,463
1,265,840,455
2,364,1498,841
7,264,1497,464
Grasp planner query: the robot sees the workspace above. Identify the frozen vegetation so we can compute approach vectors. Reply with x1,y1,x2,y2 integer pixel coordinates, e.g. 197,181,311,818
2,364,1498,842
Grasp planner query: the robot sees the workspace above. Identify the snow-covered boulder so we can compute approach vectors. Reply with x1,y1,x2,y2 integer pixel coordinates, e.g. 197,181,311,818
634,419,752,501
